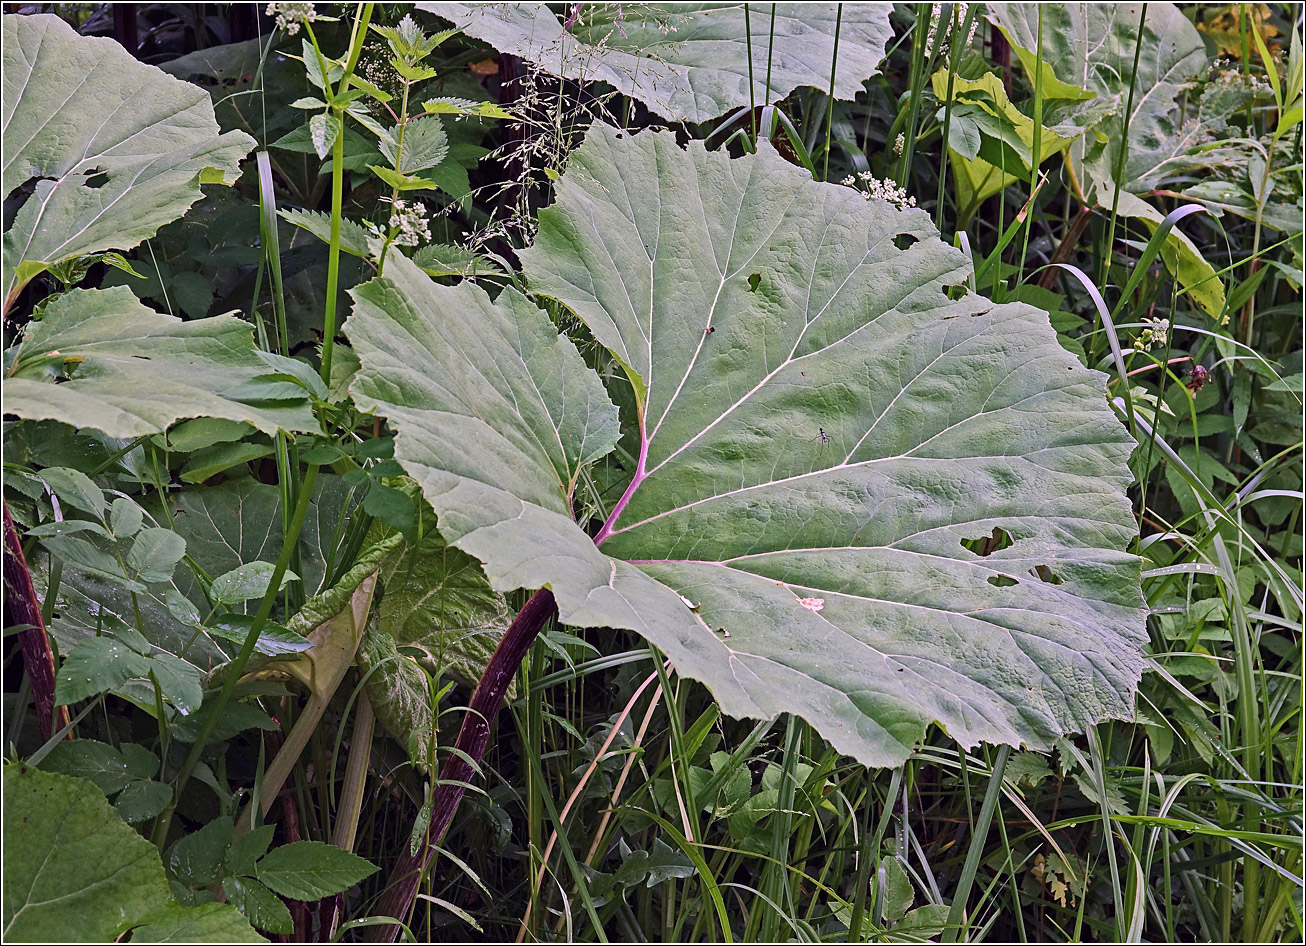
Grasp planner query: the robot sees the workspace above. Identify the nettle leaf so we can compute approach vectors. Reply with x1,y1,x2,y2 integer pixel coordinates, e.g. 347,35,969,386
2,765,261,943
4,287,317,439
381,116,449,174
1,14,254,304
349,125,1145,767
421,2,893,124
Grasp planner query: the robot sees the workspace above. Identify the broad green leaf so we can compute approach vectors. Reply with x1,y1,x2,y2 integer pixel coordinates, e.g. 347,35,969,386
179,440,276,484
373,513,513,689
42,534,144,591
225,826,276,878
128,902,265,943
41,739,137,795
421,3,893,123
350,125,1146,767
211,561,297,605
109,497,146,538
222,877,293,936
985,3,1207,189
280,208,374,258
309,112,341,159
36,467,105,520
4,287,317,439
127,527,187,584
931,70,1077,223
1,14,254,304
55,636,153,706
381,116,449,174
255,841,379,901
146,651,204,715
2,765,261,942
115,779,172,824
166,815,233,891
411,242,506,278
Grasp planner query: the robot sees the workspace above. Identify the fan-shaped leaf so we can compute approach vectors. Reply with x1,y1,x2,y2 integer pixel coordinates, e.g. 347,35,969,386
2,14,254,304
421,3,893,124
348,125,1145,766
3,287,317,439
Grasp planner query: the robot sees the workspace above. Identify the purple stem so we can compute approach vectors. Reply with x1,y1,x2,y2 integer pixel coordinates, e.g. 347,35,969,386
3,501,69,742
593,415,649,546
368,588,558,941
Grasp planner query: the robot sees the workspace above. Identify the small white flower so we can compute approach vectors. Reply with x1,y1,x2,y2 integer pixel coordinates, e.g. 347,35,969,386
893,132,905,155
267,2,316,36
1135,316,1170,352
388,199,431,247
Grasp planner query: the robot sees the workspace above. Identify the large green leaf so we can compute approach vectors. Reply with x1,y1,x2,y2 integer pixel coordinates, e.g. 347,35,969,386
349,126,1145,767
2,764,261,942
420,3,892,124
2,13,254,304
3,287,316,439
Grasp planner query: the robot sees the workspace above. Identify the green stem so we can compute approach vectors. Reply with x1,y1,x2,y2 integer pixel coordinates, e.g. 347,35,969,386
942,745,1011,943
151,463,321,849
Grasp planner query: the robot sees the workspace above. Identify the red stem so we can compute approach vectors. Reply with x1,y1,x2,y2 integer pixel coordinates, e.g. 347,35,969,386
3,501,70,742
368,588,558,941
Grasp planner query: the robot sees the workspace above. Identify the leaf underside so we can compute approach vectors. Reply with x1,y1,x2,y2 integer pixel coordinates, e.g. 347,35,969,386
420,2,893,124
348,124,1146,767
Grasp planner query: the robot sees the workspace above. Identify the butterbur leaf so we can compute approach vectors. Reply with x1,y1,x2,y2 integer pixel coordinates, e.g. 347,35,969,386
986,3,1207,188
1,14,254,303
350,125,1146,767
4,287,318,439
422,3,893,124
256,841,379,900
3,766,260,942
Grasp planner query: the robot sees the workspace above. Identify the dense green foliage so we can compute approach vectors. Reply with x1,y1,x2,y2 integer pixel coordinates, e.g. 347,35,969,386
3,3,1301,942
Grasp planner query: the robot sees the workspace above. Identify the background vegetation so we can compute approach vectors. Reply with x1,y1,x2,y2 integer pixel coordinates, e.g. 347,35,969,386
3,2,1302,942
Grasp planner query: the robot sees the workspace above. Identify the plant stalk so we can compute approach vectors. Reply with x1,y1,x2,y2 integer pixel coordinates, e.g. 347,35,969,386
3,501,71,742
368,588,558,942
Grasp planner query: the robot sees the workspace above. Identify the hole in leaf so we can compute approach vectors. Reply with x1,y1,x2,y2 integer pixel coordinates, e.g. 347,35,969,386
961,526,1014,557
747,272,761,292
1031,565,1064,584
893,233,918,251
82,166,109,189
4,176,55,230
988,575,1019,588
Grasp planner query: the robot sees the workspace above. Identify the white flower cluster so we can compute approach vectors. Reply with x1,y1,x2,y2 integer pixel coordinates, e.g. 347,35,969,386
388,199,430,247
1135,316,1170,352
840,171,917,209
926,2,979,59
267,2,316,36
